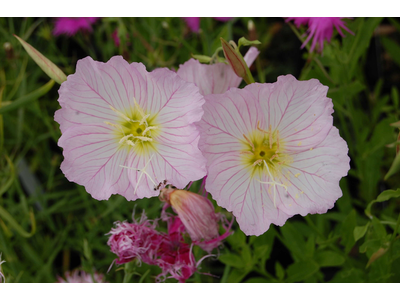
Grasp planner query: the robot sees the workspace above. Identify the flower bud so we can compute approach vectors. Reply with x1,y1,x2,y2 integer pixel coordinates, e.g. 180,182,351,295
160,187,220,243
220,37,254,84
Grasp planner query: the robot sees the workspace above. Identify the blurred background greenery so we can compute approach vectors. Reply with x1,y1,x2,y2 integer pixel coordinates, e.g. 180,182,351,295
0,17,399,283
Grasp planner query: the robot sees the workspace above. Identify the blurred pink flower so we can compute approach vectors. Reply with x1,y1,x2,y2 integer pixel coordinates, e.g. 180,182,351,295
286,17,353,52
107,212,165,265
182,17,233,32
55,56,206,201
57,269,106,283
53,17,100,36
0,253,5,283
198,75,350,236
160,187,233,252
177,47,260,96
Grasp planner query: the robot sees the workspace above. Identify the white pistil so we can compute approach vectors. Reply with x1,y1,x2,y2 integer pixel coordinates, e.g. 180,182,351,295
120,154,157,194
256,160,288,208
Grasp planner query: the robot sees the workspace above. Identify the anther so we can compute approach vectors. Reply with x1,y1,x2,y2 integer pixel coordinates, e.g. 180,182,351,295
109,105,132,122
243,134,255,152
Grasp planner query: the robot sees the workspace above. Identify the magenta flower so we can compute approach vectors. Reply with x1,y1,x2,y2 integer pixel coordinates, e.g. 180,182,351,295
55,56,206,201
107,212,165,265
53,17,100,36
160,187,233,252
57,269,106,283
177,47,260,96
198,75,350,236
182,17,233,32
286,17,354,52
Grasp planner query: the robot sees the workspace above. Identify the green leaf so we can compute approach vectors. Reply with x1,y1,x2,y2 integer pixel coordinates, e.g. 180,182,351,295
381,37,400,68
286,260,319,283
280,222,306,260
14,35,67,84
227,268,250,283
275,262,285,280
354,222,370,242
244,277,269,283
315,251,345,267
371,216,387,239
219,253,245,269
238,37,261,49
0,80,55,114
392,87,399,108
0,206,36,238
340,210,357,253
384,153,400,180
365,189,400,218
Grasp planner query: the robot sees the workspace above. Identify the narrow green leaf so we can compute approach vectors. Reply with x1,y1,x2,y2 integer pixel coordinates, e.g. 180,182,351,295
354,222,370,242
366,247,388,268
0,80,54,114
385,152,400,180
315,251,345,267
14,34,67,84
340,210,357,253
275,262,285,280
391,86,399,108
0,206,36,238
365,189,400,218
381,36,400,68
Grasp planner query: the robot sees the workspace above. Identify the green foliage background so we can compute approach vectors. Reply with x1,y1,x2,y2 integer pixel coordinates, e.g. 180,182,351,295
0,17,399,283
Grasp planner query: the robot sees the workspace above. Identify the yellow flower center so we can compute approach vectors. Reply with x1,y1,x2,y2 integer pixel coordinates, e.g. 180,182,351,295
105,98,160,156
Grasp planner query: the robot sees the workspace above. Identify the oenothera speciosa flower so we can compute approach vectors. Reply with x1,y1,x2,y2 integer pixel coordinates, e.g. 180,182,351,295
177,47,259,96
55,56,206,200
198,75,350,236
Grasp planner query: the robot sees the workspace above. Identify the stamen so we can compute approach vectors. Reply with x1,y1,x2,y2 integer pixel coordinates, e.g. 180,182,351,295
269,125,272,149
142,126,158,136
252,159,263,166
109,105,132,122
257,120,269,134
276,130,280,153
133,136,153,142
269,154,279,162
104,121,125,135
119,134,134,144
243,134,255,152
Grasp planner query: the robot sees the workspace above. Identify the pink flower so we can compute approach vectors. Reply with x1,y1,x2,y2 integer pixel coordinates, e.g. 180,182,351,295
57,269,106,283
160,187,233,252
198,75,350,236
177,47,260,96
182,17,233,32
107,212,165,265
55,56,206,201
53,17,100,36
286,17,354,52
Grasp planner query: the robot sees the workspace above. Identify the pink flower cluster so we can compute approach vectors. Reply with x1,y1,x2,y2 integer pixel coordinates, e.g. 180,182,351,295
286,17,354,52
53,18,100,36
57,269,106,283
107,205,229,283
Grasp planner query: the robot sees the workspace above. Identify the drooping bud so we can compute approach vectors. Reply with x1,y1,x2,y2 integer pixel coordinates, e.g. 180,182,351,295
220,37,255,84
160,187,220,242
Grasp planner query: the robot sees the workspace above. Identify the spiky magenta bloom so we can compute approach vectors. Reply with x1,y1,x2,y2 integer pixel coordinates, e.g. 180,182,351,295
107,213,165,265
182,17,233,32
53,17,100,36
160,187,233,252
198,75,350,236
57,269,105,283
177,47,259,96
286,17,354,52
55,56,206,201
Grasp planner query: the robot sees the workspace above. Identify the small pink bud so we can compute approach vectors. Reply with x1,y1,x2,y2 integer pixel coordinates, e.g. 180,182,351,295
160,188,220,243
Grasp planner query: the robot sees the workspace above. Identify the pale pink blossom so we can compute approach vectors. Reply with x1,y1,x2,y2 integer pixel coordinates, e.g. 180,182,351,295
55,56,206,200
182,17,232,32
177,47,259,96
286,17,353,52
198,75,350,236
160,187,233,252
57,269,105,283
53,17,100,36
